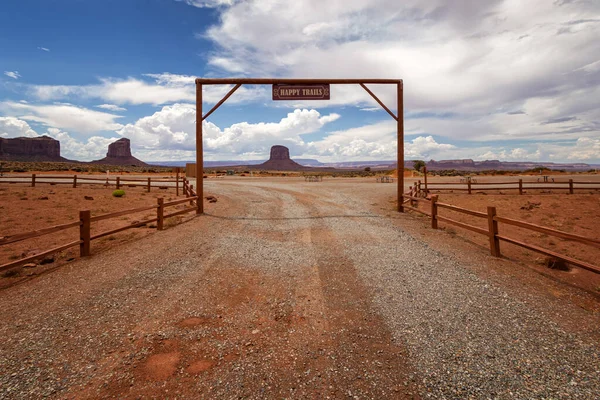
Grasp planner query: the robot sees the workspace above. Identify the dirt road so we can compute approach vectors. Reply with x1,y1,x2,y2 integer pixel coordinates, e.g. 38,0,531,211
1,178,599,399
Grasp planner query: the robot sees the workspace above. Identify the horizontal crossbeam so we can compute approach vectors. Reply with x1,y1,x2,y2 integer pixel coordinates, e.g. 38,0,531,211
196,78,402,85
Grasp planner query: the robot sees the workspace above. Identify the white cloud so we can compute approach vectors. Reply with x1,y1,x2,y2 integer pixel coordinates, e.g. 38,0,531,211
4,71,21,80
207,57,247,73
406,136,456,159
0,102,124,134
37,47,50,52
2,111,597,164
29,73,266,106
45,128,119,161
0,118,118,161
477,148,542,162
0,117,38,138
179,0,237,8
567,137,600,161
305,118,457,161
30,78,193,106
193,0,600,143
473,137,600,163
96,104,127,112
117,104,340,159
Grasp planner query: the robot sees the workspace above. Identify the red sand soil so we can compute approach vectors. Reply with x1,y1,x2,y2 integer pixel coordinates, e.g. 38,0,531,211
0,182,193,288
404,192,600,296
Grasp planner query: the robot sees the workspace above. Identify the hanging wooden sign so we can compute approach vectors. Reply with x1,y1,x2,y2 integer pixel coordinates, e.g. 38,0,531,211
272,84,330,100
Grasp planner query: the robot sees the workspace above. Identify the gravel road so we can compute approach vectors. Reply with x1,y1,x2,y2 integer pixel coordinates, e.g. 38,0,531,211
1,177,599,399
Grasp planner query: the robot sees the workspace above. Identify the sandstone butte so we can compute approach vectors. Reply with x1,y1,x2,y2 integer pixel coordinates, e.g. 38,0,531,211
0,135,69,162
252,145,310,171
0,136,148,167
91,138,148,167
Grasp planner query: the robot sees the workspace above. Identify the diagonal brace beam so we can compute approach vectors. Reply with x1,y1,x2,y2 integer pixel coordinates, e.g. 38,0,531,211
202,83,242,121
360,83,398,121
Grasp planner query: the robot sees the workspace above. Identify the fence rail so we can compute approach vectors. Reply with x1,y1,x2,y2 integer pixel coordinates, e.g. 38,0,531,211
0,172,183,195
402,190,600,274
418,178,600,195
0,178,198,273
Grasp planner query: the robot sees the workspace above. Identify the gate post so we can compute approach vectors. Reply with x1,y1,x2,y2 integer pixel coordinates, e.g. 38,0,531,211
196,82,204,214
397,81,404,212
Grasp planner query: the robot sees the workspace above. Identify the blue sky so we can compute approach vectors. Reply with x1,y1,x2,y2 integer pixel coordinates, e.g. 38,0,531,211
1,0,599,163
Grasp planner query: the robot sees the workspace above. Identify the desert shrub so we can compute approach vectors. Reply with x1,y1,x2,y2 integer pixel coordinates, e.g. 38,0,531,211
412,160,425,172
112,190,125,197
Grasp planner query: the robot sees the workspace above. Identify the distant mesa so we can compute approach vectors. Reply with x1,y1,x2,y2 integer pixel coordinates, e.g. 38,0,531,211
252,145,309,171
0,135,70,162
425,159,591,171
92,138,148,167
0,135,149,167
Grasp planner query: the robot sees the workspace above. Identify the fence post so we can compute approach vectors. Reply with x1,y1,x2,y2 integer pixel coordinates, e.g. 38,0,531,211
32,173,36,187
431,195,438,229
418,180,422,197
569,179,573,194
518,179,523,195
487,206,500,257
467,180,472,195
183,179,188,197
147,177,151,192
189,184,195,205
157,198,164,231
79,210,91,257
176,168,180,196
73,174,77,188
116,176,120,189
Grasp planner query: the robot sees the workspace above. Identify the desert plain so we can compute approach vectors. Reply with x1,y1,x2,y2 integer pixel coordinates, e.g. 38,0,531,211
1,173,600,399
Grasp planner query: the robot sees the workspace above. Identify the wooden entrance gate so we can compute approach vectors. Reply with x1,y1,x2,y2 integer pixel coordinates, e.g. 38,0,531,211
194,78,404,214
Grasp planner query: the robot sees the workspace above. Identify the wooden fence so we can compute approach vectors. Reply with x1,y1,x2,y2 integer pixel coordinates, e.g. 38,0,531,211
402,190,600,275
0,178,199,273
0,172,183,195
417,178,600,195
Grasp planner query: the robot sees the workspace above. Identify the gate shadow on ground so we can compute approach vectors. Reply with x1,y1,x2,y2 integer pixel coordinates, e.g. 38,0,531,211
203,213,383,221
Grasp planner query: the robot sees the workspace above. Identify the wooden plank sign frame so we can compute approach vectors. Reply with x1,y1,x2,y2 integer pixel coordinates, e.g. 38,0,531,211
272,84,330,100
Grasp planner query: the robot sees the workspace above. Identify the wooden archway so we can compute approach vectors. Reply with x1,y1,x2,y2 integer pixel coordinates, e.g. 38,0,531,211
195,78,404,214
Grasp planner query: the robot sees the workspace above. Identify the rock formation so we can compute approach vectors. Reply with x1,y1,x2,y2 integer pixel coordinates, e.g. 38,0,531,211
0,136,69,162
425,159,591,172
253,145,308,171
92,138,148,166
